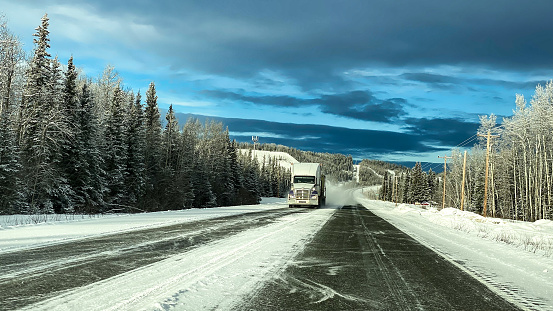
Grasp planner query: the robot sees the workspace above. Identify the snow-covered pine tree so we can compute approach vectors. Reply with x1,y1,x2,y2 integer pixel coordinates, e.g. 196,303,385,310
427,168,438,203
143,81,162,210
0,107,24,213
19,14,67,213
218,128,235,206
103,85,128,209
74,83,105,213
124,91,146,208
160,104,184,209
410,162,427,203
56,56,80,213
227,139,243,205
180,118,201,208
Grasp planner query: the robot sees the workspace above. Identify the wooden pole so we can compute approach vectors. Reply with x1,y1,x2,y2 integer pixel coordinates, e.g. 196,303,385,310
438,155,452,209
478,130,499,217
460,150,467,211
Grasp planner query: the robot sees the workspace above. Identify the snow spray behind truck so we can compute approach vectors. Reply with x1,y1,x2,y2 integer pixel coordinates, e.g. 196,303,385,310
287,163,326,208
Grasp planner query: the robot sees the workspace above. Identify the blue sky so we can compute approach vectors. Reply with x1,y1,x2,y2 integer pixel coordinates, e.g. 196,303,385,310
3,0,553,166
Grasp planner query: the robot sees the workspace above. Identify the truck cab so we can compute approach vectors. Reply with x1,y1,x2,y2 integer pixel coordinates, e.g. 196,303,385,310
288,163,326,208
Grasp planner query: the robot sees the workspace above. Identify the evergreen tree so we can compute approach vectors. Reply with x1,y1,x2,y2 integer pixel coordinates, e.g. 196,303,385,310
227,139,244,205
411,163,427,203
57,56,80,213
19,14,63,213
0,108,24,213
218,129,235,206
103,86,128,208
180,118,200,208
240,149,261,204
124,92,146,207
427,169,438,203
74,83,105,213
161,104,183,209
143,81,162,210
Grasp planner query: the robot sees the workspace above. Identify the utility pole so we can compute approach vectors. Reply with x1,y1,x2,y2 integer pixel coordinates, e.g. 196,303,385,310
252,136,259,150
438,155,452,209
478,130,499,217
460,150,467,211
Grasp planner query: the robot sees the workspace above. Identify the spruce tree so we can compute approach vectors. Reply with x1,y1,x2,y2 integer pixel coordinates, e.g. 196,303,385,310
57,56,80,213
19,14,63,213
124,92,146,207
143,82,162,210
411,163,426,203
74,83,105,213
0,108,24,213
161,104,183,209
180,118,201,208
103,86,128,208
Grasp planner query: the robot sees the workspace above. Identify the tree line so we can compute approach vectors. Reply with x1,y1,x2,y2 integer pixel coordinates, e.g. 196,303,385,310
442,82,553,222
375,82,553,222
376,163,441,205
238,142,355,182
0,14,269,215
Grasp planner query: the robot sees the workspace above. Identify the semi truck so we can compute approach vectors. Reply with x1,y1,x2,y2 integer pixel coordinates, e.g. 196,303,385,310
287,162,326,208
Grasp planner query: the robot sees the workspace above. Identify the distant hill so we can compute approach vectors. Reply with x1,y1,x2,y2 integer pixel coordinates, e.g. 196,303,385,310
239,149,298,170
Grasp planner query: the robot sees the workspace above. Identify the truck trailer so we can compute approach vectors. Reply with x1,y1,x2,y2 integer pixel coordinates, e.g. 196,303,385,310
287,162,326,208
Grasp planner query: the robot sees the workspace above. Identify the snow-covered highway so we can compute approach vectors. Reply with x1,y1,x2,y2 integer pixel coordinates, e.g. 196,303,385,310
1,189,552,310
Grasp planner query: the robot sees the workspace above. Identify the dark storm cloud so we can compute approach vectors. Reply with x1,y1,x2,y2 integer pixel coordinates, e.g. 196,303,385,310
202,90,308,107
403,117,480,147
172,112,441,160
204,89,408,123
43,0,553,87
317,92,407,122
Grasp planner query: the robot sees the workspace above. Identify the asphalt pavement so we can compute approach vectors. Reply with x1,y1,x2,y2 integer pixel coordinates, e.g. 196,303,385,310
235,204,521,311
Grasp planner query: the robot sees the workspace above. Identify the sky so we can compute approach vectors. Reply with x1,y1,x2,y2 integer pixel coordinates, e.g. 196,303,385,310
2,0,553,166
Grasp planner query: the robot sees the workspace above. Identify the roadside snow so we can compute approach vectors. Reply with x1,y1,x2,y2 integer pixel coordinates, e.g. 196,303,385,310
0,198,284,253
354,190,553,311
20,205,335,311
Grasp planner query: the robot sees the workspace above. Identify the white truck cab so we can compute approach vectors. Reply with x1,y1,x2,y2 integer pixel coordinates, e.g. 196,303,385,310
288,163,326,208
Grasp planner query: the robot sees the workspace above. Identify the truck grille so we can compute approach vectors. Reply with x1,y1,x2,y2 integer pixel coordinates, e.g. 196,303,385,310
295,189,310,200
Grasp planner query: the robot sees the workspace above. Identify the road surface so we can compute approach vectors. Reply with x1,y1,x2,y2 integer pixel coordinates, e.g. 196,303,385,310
1,202,522,310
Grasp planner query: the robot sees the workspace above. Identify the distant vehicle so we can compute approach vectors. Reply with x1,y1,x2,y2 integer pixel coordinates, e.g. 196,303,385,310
287,163,326,208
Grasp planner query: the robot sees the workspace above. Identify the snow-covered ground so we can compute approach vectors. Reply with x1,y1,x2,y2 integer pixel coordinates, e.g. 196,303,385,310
239,149,298,169
354,190,553,310
4,198,335,310
0,198,284,253
4,190,553,310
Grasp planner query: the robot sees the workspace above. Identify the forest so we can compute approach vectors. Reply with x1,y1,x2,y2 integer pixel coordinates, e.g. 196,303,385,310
0,14,273,215
376,85,553,222
0,14,356,216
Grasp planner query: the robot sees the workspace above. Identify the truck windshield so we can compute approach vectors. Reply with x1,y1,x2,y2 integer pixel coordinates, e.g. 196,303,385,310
294,176,315,184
